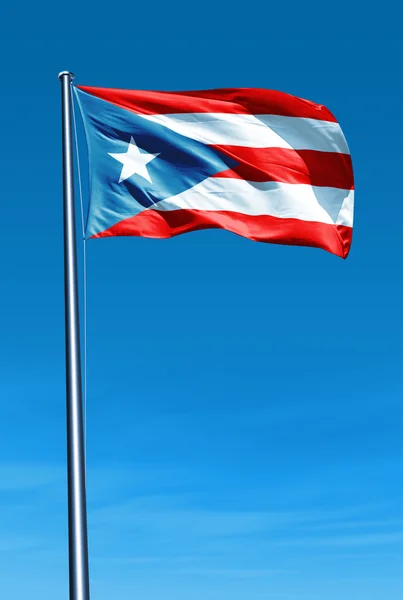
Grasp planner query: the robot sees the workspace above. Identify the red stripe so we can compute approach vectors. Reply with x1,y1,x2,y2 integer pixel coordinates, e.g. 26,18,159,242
211,147,354,188
77,86,337,122
91,210,352,258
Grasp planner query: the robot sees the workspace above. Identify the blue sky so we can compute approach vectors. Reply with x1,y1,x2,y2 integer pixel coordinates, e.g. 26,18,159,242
0,1,402,599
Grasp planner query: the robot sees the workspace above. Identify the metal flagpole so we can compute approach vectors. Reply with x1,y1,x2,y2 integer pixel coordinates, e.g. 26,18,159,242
58,70,91,600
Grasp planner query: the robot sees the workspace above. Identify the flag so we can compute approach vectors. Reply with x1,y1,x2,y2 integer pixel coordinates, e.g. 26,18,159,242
74,86,354,258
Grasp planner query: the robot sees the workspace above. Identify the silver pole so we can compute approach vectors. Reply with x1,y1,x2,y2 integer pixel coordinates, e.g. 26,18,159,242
58,71,90,600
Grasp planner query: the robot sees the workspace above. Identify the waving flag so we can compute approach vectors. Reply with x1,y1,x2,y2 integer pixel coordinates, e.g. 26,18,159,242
75,86,354,258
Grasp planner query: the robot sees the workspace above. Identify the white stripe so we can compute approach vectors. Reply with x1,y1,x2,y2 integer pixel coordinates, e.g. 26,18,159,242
152,178,354,227
140,113,349,153
258,115,350,154
336,188,355,227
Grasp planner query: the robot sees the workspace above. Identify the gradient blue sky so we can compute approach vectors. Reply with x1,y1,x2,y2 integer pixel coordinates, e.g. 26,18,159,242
0,2,402,599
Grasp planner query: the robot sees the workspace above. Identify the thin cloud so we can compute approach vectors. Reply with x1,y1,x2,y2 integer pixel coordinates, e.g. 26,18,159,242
274,531,403,549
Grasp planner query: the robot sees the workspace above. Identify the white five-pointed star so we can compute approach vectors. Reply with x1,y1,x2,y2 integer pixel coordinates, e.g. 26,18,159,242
108,137,160,183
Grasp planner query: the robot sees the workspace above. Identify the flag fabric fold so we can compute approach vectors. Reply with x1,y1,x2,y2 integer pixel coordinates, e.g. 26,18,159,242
75,85,354,258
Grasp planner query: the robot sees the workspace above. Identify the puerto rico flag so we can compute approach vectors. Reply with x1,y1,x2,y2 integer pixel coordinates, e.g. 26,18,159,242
74,86,354,258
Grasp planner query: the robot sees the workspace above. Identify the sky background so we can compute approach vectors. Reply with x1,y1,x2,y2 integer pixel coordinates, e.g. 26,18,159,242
0,1,402,599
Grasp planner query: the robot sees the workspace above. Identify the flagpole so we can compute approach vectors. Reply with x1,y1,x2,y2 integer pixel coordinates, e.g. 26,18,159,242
58,71,91,600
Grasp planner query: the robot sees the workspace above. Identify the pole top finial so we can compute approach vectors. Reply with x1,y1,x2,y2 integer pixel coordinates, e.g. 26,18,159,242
58,71,75,81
